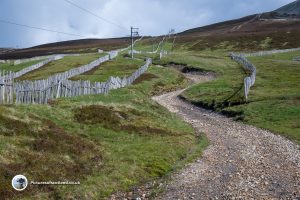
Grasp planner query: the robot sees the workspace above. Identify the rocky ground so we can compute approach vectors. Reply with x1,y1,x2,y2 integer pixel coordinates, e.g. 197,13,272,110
110,72,300,200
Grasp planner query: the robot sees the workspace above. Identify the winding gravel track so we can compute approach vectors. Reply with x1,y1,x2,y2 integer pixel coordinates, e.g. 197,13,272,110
152,74,300,199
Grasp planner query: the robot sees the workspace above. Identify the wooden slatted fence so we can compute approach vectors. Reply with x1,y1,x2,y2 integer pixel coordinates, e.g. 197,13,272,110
0,46,141,105
14,58,152,104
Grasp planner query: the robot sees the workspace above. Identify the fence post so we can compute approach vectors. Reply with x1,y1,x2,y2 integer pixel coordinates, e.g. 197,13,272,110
56,81,61,98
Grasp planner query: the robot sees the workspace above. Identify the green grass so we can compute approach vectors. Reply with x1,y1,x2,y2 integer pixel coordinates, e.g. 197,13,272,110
0,59,45,72
172,50,300,143
16,53,104,81
71,56,144,82
0,62,206,199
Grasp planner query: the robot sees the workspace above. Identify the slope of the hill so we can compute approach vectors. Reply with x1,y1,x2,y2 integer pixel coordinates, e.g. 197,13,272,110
177,1,300,51
182,0,300,35
0,48,15,55
177,14,300,51
0,38,130,59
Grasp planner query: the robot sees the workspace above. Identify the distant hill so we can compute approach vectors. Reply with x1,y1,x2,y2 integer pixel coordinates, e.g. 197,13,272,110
181,1,300,35
274,0,300,17
0,38,130,59
0,48,15,55
177,1,300,51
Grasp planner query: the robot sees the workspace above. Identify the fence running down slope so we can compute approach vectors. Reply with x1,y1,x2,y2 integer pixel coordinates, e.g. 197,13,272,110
0,45,134,104
14,50,118,86
15,58,152,104
0,45,151,104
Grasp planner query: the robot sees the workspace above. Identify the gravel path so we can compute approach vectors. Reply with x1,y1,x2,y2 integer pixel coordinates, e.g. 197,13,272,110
152,73,300,199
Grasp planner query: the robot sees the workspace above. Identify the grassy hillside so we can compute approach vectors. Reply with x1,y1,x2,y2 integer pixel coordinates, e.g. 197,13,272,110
0,55,207,199
175,32,300,52
71,56,144,82
16,53,104,81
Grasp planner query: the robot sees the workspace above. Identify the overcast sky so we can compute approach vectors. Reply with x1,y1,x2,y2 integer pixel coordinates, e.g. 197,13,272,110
0,0,294,48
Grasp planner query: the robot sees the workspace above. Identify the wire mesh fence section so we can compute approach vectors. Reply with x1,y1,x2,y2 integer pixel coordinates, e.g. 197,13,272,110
231,47,299,100
230,53,256,100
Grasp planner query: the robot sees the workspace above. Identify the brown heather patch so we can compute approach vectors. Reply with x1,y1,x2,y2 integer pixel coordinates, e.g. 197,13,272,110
0,114,31,136
47,99,59,106
74,105,184,136
74,105,128,127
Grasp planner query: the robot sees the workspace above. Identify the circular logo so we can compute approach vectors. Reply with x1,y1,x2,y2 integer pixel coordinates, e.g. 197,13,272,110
12,175,28,191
